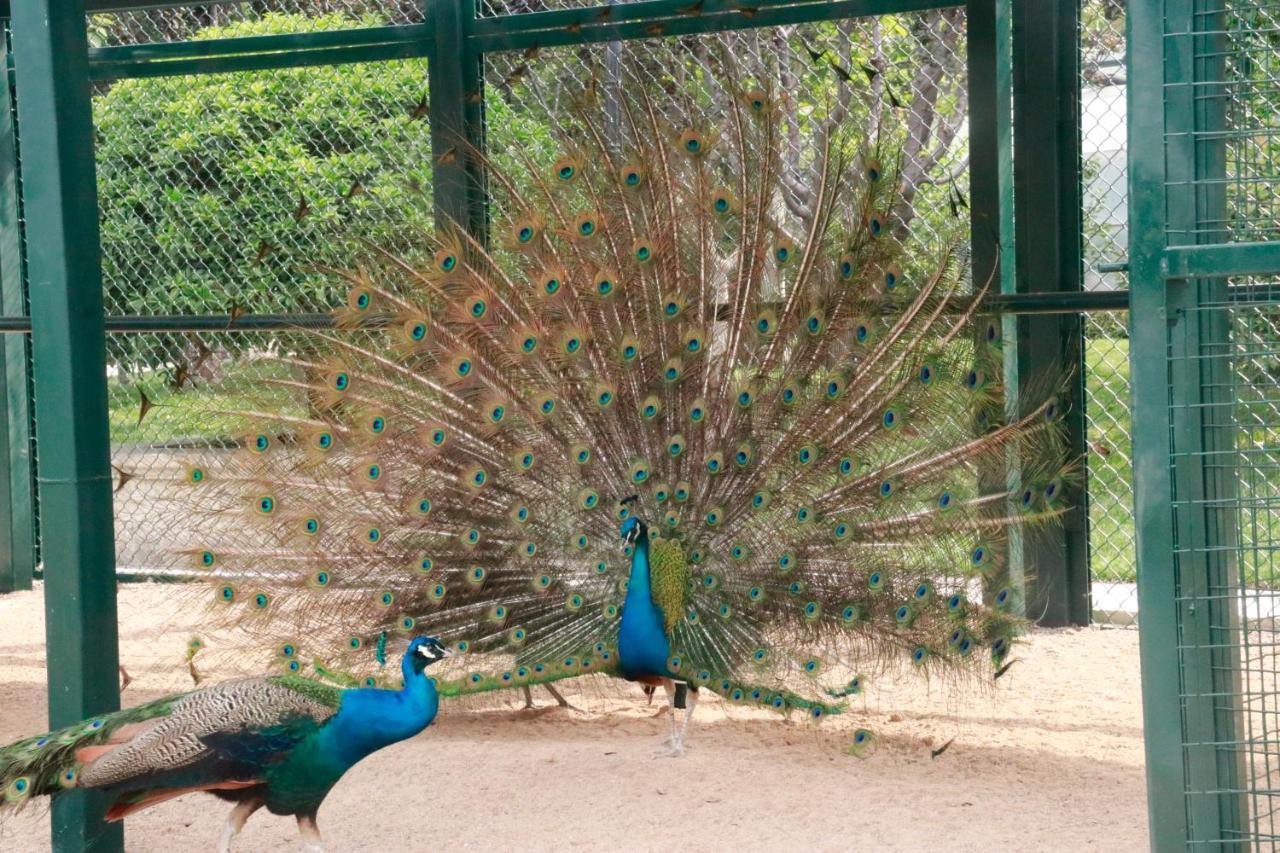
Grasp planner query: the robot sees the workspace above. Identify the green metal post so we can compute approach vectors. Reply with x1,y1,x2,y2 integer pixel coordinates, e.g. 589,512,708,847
0,38,35,594
10,2,123,852
1009,0,1089,626
967,0,1023,614
965,0,998,289
428,0,486,235
1128,0,1188,844
1163,0,1246,844
1129,0,1248,845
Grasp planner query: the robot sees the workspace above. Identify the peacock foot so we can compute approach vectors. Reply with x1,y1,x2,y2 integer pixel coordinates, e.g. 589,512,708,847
656,736,693,756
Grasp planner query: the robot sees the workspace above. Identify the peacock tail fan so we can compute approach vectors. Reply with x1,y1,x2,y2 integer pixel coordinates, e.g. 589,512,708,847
172,54,1069,721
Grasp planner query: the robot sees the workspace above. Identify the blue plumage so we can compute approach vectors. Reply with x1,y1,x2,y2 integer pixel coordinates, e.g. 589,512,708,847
617,520,671,682
0,636,449,850
253,637,443,817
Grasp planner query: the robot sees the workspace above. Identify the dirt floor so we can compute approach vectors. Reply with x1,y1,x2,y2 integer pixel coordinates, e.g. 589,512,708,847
0,583,1148,852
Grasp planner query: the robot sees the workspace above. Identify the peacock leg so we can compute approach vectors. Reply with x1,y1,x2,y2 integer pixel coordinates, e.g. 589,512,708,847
657,681,682,755
216,797,263,853
520,684,580,711
296,813,324,853
543,683,580,711
674,687,698,752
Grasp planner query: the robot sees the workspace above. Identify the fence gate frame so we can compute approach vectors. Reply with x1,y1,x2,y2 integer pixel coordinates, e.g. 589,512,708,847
1129,0,1280,847
0,0,1101,849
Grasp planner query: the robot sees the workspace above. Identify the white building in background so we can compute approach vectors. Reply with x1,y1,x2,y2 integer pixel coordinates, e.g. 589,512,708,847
1081,53,1128,291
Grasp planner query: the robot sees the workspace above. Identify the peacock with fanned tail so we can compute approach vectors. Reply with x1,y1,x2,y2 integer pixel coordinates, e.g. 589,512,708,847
161,67,1069,756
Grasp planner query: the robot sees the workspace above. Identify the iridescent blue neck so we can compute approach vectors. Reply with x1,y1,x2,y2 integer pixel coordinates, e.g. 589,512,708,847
326,657,438,764
624,537,652,602
618,536,670,680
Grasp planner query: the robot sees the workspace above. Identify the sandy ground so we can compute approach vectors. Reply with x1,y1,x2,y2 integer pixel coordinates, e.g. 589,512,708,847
0,583,1148,852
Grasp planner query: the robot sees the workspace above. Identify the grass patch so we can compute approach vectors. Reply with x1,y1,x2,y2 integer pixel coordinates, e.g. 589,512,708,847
1084,335,1137,584
108,358,304,445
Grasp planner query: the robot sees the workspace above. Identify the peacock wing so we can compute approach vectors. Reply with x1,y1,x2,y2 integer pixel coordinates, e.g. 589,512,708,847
75,676,339,790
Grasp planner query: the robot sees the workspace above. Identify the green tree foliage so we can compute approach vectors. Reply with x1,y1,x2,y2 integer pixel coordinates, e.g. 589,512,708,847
94,13,551,325
95,14,437,318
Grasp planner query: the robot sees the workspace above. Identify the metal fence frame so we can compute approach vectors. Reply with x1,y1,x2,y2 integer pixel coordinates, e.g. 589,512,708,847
0,0,1133,849
1129,0,1280,846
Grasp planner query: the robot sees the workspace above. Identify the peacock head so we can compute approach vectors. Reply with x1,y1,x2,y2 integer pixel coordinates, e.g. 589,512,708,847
620,497,647,551
406,636,450,675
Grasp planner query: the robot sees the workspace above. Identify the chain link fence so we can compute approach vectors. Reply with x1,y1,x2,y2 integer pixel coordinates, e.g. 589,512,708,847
72,3,984,687
87,1,423,45
1081,0,1136,625
482,12,969,249
90,8,437,577
16,1,1136,661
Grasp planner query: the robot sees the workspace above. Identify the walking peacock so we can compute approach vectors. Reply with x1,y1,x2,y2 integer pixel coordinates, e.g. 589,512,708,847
165,63,1067,755
0,636,449,851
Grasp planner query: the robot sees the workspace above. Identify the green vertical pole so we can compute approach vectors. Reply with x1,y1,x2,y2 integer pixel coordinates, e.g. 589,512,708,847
10,2,123,852
967,0,1022,614
1162,0,1246,844
1010,0,1089,626
428,0,485,235
965,0,995,285
0,39,35,594
1128,0,1192,846
965,0,1010,292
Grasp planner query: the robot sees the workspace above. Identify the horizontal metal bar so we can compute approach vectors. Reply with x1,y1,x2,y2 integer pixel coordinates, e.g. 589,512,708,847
1202,281,1280,305
91,37,431,80
1097,261,1129,273
0,0,221,16
469,0,961,53
990,290,1130,313
89,22,430,65
1163,241,1280,280
0,313,334,332
0,292,1135,335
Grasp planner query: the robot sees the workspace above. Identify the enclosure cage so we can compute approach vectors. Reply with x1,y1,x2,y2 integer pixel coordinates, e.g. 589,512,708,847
0,0,1275,849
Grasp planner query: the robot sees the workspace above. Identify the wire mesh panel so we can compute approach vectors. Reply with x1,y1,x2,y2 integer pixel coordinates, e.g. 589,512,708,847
1079,0,1137,625
480,0,637,17
0,23,37,587
1168,281,1280,847
1085,310,1136,623
1160,5,1280,845
87,1,424,46
87,7,435,575
1163,0,1280,245
1081,0,1127,285
1219,2,1280,243
1128,0,1280,842
483,13,969,250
